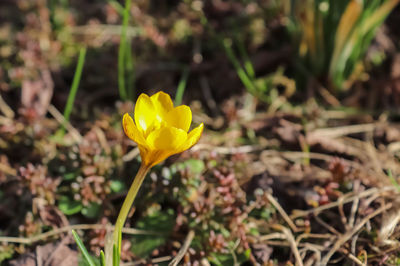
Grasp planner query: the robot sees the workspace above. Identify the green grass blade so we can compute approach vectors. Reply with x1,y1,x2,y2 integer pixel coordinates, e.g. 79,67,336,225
236,38,255,79
63,47,87,125
112,226,121,266
117,0,132,101
118,41,127,101
117,226,121,258
100,250,106,266
112,244,120,266
125,37,135,100
361,0,399,34
72,230,96,266
329,0,362,83
174,67,190,106
108,0,124,14
223,38,257,95
388,170,400,192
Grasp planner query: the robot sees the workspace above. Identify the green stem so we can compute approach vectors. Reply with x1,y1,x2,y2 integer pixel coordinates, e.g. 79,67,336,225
113,163,150,252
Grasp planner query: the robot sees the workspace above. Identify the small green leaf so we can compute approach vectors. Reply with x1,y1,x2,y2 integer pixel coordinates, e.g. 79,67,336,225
110,180,125,193
81,202,101,218
183,159,205,174
244,248,251,258
210,251,250,266
220,227,230,238
58,196,83,215
64,172,77,181
249,227,259,236
0,244,14,264
208,160,217,168
131,237,166,258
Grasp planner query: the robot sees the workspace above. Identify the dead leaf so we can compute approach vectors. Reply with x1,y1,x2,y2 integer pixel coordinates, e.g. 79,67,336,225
21,69,53,119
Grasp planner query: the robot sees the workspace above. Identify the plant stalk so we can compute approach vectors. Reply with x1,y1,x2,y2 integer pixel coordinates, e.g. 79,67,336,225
113,163,150,253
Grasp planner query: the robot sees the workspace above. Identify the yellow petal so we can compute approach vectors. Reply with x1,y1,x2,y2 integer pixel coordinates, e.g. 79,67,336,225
146,126,187,151
134,93,155,133
137,145,151,165
179,123,204,152
123,91,203,168
165,105,192,132
142,150,174,167
139,145,170,167
150,91,174,119
122,113,147,146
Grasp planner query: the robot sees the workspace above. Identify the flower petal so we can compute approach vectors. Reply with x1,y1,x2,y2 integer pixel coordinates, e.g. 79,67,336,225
165,105,192,132
150,91,174,119
142,150,174,167
137,144,151,165
122,113,147,146
179,123,204,152
134,93,155,133
146,126,187,151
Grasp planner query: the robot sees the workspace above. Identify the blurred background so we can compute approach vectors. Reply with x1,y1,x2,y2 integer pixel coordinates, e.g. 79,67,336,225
2,0,400,265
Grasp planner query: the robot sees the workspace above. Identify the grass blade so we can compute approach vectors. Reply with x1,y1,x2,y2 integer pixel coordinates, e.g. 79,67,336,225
236,37,255,79
63,47,87,126
388,170,400,192
329,0,362,79
125,37,135,100
72,230,96,266
174,67,190,106
361,0,399,33
334,0,362,56
117,0,132,101
112,244,120,266
112,226,121,266
223,38,257,96
100,250,106,266
108,0,124,14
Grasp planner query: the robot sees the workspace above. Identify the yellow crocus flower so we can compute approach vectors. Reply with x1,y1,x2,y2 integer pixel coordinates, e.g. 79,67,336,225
111,91,203,260
122,91,204,167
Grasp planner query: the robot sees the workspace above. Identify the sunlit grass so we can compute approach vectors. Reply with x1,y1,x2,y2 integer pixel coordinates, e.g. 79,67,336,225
287,0,399,90
174,67,190,106
63,46,87,129
118,0,134,101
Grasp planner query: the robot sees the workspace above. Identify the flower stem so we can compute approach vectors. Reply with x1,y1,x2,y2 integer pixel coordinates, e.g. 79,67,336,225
113,163,150,252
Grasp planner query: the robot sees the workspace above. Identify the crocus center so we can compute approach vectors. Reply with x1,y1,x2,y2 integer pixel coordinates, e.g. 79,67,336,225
142,113,167,138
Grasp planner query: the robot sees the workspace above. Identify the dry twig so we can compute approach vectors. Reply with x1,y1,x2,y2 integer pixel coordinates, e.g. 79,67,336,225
121,256,172,266
291,187,395,219
0,162,17,176
47,105,82,142
310,123,376,138
266,193,299,232
278,225,303,266
168,230,195,266
122,147,139,162
0,224,159,245
320,202,393,265
0,94,14,118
